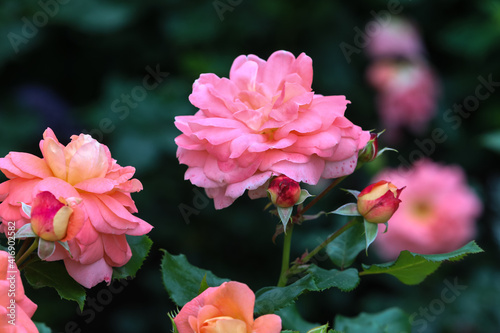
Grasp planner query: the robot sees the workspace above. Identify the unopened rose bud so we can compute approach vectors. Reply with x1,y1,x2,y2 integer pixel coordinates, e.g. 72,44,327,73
358,132,379,163
357,180,404,223
267,175,301,208
31,191,73,241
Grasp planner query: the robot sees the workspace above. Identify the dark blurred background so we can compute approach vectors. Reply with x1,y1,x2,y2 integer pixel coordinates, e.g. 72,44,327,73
1,0,499,332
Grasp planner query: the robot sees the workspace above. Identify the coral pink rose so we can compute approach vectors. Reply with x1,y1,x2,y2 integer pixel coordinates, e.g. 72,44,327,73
0,251,38,332
373,159,482,259
367,60,440,141
0,128,152,288
174,281,281,333
175,50,370,209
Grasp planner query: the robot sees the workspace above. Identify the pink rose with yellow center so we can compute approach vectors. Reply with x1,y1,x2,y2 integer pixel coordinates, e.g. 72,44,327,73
174,281,281,333
0,128,152,288
175,50,370,209
373,159,482,259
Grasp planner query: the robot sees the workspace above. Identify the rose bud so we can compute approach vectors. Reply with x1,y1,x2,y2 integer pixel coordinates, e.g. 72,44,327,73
267,175,302,208
30,191,74,242
358,132,379,163
357,180,404,223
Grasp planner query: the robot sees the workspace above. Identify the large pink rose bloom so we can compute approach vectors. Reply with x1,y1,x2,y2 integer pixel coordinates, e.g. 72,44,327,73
367,60,439,141
373,159,482,259
175,50,370,209
0,251,38,332
0,128,152,288
174,281,281,333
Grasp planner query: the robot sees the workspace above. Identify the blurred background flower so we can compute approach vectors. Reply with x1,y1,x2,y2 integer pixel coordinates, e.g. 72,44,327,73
365,17,440,142
373,159,482,259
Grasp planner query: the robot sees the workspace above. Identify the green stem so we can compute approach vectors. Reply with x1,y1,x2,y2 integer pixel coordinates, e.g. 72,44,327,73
288,218,359,275
16,237,38,267
15,239,31,261
277,224,293,287
298,176,346,217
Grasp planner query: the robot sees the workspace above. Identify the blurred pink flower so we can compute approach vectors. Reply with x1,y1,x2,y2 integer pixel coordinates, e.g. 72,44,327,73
175,50,370,209
373,159,482,259
0,128,152,288
367,60,440,141
174,281,281,333
0,251,37,332
366,18,424,60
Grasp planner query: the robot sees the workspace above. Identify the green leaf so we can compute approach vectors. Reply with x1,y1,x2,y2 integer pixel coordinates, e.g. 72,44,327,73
364,219,378,253
307,266,360,292
112,235,153,280
277,304,319,333
255,266,359,315
34,322,52,333
326,222,365,268
329,203,360,217
160,249,229,307
255,275,316,315
281,331,300,333
361,241,483,285
24,260,86,310
334,307,410,333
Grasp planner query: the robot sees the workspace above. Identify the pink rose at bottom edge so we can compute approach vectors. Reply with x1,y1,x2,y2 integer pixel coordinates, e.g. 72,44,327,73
372,159,482,260
174,281,281,333
0,251,38,333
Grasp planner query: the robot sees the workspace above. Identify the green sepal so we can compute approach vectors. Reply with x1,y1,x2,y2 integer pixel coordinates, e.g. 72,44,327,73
38,238,56,260
307,324,329,333
277,206,293,232
363,219,378,254
296,189,313,205
15,223,37,239
198,273,210,295
329,203,360,217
